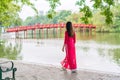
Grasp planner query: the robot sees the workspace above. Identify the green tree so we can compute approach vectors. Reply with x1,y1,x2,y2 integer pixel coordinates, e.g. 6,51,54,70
23,16,35,25
23,10,71,25
112,3,120,32
66,12,83,23
0,0,37,27
47,0,116,24
92,10,106,32
23,15,51,25
0,40,22,60
1,0,118,27
52,10,71,23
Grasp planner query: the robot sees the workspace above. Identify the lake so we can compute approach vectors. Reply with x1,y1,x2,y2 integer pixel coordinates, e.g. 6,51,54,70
0,32,120,74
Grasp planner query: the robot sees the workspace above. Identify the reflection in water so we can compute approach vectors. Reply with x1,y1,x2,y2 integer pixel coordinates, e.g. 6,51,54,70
0,32,120,73
77,33,120,45
94,33,120,45
0,39,22,60
80,46,90,53
97,48,105,57
108,49,120,66
77,32,96,40
97,48,120,66
76,39,120,73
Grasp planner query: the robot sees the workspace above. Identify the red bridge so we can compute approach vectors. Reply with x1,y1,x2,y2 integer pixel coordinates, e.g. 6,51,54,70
6,23,96,32
6,23,96,39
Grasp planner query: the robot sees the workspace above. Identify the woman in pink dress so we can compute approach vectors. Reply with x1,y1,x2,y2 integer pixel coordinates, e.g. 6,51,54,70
61,21,77,73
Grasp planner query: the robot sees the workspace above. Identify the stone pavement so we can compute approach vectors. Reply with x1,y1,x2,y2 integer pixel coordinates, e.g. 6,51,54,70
1,60,120,80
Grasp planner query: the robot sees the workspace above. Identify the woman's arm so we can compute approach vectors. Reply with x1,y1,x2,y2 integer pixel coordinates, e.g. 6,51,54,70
62,44,65,52
62,31,67,52
74,32,76,44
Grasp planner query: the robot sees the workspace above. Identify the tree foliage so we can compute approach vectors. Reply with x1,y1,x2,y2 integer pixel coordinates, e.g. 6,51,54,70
76,0,114,24
47,0,116,24
46,0,61,19
23,10,72,25
112,3,120,32
66,12,83,23
23,15,51,25
0,0,119,27
51,10,71,23
0,0,37,27
91,2,120,32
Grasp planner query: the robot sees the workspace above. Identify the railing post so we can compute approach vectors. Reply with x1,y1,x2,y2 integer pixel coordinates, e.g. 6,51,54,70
0,67,2,80
12,68,17,80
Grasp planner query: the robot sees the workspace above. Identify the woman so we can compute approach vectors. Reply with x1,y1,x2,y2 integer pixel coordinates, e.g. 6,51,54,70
61,21,77,73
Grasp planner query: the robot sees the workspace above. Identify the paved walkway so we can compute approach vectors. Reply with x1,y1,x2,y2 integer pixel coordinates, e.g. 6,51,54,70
1,60,120,80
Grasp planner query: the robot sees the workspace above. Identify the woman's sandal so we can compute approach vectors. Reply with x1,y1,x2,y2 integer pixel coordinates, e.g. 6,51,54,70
61,67,66,71
71,70,77,73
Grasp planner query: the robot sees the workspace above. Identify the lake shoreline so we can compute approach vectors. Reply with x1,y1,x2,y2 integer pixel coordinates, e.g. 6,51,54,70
1,59,120,80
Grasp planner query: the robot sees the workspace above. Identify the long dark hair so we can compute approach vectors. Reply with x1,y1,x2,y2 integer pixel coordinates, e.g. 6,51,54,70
66,21,74,37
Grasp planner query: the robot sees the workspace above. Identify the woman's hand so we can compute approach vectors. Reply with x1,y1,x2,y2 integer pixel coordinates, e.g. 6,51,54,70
62,47,64,52
62,44,65,52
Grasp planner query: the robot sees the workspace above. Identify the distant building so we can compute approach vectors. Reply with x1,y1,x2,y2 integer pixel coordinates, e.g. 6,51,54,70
39,10,44,15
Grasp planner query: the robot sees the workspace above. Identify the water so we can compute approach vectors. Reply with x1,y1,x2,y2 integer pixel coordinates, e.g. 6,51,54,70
0,32,120,74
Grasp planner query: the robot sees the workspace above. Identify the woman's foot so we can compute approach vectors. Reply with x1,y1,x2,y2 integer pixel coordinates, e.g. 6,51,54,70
61,67,66,71
71,69,77,73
